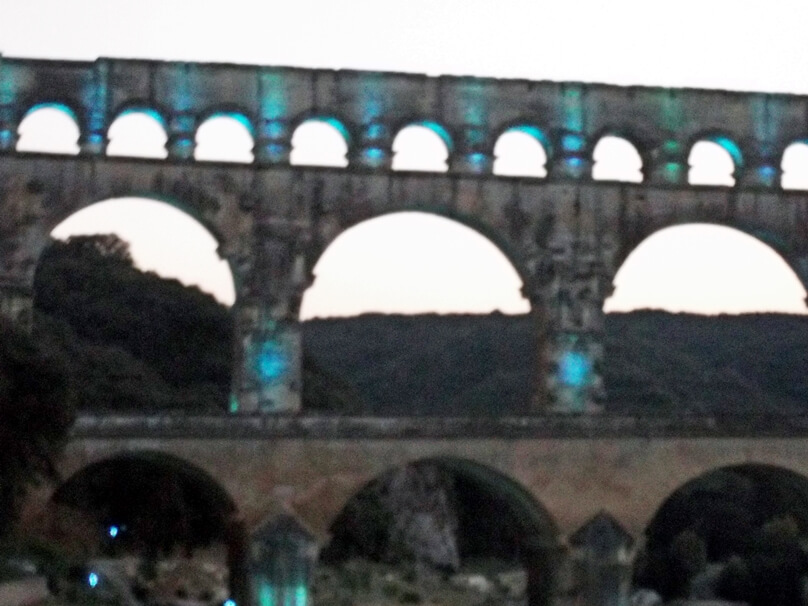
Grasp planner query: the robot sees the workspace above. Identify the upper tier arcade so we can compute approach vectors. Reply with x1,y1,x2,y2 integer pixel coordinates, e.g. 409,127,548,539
1,55,806,186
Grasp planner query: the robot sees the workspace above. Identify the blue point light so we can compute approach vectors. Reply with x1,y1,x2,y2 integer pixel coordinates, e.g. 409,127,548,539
88,572,99,588
224,600,237,606
559,351,592,388
108,525,119,538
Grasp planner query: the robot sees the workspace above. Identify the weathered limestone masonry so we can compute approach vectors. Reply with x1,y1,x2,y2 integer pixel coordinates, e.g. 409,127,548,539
3,56,808,412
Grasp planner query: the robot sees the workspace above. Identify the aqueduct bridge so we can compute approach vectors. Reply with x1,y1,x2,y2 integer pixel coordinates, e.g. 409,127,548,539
4,56,808,603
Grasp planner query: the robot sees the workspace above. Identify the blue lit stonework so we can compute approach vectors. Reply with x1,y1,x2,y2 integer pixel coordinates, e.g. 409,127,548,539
255,341,289,385
559,351,593,388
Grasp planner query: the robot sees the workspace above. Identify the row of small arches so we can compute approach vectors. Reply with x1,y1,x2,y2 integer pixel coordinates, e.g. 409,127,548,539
15,104,808,189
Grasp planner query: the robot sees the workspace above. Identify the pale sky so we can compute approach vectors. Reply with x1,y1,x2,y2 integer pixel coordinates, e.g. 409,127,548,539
4,0,808,317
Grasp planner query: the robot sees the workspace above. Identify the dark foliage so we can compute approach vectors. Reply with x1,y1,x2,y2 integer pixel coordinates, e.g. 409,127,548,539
33,235,234,412
637,467,808,604
303,313,538,415
304,310,808,415
0,318,73,537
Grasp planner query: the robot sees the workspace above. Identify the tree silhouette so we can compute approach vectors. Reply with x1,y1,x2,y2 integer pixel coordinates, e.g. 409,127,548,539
0,317,73,537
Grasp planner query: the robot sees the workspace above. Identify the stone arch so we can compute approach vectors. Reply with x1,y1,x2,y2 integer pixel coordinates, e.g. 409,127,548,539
636,463,808,602
687,133,744,187
45,450,242,598
492,124,550,178
605,221,808,314
290,115,351,167
318,456,560,606
106,107,169,159
391,120,453,172
590,134,645,183
16,102,81,154
37,192,244,295
780,140,808,190
195,109,256,163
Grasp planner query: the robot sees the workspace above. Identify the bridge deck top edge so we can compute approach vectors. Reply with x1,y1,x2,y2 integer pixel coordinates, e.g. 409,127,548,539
69,413,808,440
2,53,805,100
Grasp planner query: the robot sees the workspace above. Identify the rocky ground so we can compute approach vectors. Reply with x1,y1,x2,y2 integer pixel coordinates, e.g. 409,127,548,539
313,558,527,606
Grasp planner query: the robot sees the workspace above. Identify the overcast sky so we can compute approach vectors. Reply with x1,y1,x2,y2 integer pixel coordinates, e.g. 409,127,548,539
3,0,808,316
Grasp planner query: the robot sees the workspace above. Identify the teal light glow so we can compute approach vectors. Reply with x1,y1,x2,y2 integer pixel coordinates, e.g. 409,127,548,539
264,120,287,140
711,136,744,168
511,125,550,152
25,102,78,123
116,107,167,130
294,585,308,606
229,394,239,414
663,140,681,155
366,123,385,140
559,351,592,388
362,148,386,166
306,117,351,146
664,162,683,181
0,68,17,105
207,111,256,136
660,92,684,131
416,120,453,151
568,157,582,168
260,73,288,120
361,97,383,122
562,133,585,153
258,582,275,606
562,86,584,132
88,572,99,588
108,525,119,538
224,600,236,606
255,341,289,384
468,152,488,168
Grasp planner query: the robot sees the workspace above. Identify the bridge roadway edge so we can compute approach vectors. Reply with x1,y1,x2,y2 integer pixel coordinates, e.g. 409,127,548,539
53,414,808,542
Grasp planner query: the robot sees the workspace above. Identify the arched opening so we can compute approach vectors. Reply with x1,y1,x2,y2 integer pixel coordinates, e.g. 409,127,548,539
603,224,808,412
780,141,808,190
290,118,350,167
688,137,741,186
47,453,239,605
16,104,80,155
605,224,807,315
317,458,558,606
591,135,643,183
195,114,255,163
33,197,236,413
392,122,451,172
493,126,548,178
300,211,535,415
106,109,168,159
635,464,808,606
